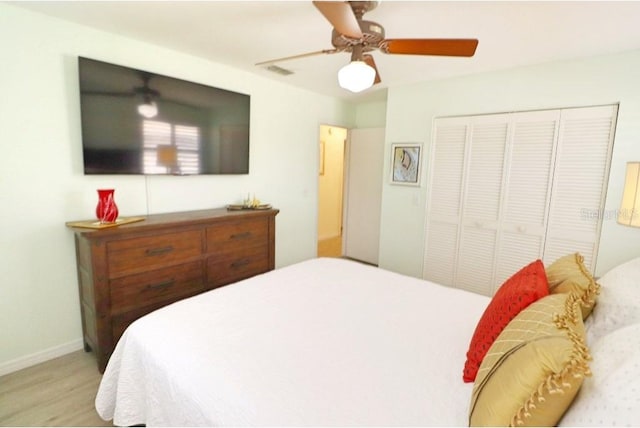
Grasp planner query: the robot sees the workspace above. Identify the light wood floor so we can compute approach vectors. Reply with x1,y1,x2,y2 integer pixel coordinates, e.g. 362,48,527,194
0,350,111,427
318,235,342,258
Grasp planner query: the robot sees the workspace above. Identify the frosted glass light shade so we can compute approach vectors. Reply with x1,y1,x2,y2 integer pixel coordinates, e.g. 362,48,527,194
618,162,640,227
338,61,376,93
138,101,158,118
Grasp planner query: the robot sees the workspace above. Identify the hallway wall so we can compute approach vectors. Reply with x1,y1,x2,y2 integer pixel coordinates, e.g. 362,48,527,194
318,125,347,240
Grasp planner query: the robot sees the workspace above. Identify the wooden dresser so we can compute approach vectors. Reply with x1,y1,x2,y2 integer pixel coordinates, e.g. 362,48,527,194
69,208,278,372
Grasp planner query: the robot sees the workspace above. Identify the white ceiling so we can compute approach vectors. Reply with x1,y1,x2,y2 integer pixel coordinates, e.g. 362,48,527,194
10,1,640,101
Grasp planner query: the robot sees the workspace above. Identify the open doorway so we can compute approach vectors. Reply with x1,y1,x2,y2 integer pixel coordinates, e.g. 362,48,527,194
317,125,347,258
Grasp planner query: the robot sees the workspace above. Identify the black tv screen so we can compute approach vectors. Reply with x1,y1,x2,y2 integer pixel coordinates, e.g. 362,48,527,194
78,57,250,175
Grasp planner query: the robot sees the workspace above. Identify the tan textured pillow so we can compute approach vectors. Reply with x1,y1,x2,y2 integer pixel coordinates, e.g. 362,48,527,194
546,253,600,319
469,293,591,427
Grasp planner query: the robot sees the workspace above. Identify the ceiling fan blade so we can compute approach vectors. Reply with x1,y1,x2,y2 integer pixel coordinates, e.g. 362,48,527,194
255,49,341,66
82,90,134,97
363,54,381,85
380,39,479,57
313,1,363,39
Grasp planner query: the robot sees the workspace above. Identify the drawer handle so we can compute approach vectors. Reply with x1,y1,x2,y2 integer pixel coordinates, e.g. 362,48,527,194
146,246,174,256
145,280,175,291
230,232,252,240
231,259,250,269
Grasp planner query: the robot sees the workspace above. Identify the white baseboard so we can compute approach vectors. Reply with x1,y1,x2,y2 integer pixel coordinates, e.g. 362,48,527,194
0,339,84,377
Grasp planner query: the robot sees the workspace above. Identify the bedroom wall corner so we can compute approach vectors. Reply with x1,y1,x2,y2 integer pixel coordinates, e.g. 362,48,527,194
353,98,387,129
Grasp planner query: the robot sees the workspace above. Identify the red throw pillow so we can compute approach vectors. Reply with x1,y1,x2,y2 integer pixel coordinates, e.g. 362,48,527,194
463,259,549,383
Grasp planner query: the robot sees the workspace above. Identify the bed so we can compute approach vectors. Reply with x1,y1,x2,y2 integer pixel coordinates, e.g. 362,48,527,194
95,256,640,427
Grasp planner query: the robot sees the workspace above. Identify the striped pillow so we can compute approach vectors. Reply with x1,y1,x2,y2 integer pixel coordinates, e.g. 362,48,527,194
469,293,591,427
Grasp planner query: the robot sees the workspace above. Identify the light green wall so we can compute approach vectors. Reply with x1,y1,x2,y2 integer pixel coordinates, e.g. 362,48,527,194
354,99,387,128
0,4,354,371
380,50,640,279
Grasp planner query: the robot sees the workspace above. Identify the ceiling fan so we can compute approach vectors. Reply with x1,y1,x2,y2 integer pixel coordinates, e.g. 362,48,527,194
132,72,161,118
256,1,478,93
83,71,161,118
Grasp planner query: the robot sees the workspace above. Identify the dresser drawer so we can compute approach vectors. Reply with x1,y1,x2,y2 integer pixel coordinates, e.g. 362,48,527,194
206,218,268,254
107,230,202,278
207,246,269,288
111,293,201,346
110,261,205,315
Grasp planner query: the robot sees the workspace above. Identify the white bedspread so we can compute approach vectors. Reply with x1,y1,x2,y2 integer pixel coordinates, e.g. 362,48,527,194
96,257,489,426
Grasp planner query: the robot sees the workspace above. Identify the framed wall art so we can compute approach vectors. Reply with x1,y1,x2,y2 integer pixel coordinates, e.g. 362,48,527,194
319,140,325,176
390,143,422,186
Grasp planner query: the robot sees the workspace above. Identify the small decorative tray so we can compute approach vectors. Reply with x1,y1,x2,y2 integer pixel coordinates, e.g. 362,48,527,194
65,216,146,229
226,204,272,211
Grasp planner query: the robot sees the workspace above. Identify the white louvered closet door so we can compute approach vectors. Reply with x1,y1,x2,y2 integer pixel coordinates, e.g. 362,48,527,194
423,117,468,286
424,104,617,296
493,110,560,291
543,105,618,270
456,115,510,295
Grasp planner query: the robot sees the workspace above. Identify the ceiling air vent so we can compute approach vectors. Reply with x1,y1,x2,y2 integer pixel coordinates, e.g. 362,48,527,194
265,65,294,76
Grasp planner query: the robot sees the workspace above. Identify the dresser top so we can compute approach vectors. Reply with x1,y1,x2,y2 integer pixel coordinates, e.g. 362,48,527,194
67,207,279,238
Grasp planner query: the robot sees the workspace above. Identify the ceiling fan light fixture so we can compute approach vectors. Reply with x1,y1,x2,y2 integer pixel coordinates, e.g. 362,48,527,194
338,60,376,93
137,100,158,119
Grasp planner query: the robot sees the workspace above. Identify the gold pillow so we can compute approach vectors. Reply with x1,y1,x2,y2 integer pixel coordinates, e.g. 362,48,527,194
469,293,591,427
546,253,600,319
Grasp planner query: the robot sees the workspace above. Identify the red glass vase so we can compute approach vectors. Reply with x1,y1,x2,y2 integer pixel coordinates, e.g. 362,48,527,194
96,189,119,223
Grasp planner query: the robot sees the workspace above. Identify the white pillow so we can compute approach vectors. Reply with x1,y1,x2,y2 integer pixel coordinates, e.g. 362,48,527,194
559,323,640,426
585,257,640,343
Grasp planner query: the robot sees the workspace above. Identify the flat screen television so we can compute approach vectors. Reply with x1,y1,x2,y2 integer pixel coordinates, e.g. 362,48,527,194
78,57,250,175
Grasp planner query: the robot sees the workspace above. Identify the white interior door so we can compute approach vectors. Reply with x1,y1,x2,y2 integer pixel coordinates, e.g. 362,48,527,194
494,110,559,289
423,118,468,285
343,128,385,265
543,105,618,270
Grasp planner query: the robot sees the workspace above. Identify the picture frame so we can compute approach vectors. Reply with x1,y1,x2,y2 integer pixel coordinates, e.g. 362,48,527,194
390,143,422,186
319,140,325,176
